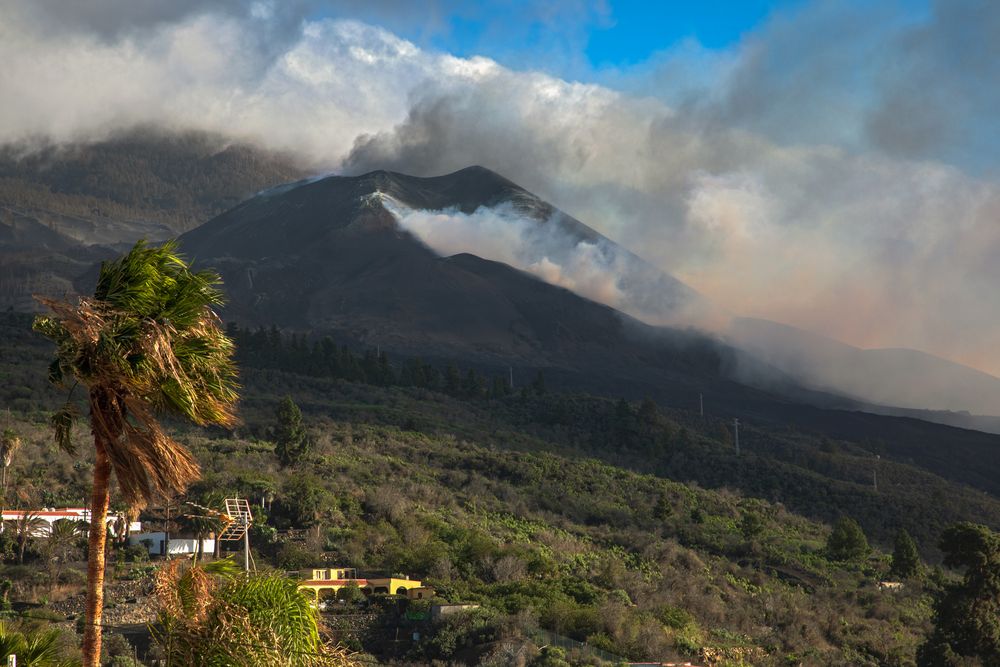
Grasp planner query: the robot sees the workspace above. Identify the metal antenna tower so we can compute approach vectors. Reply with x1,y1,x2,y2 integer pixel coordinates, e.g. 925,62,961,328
219,497,254,572
733,418,740,456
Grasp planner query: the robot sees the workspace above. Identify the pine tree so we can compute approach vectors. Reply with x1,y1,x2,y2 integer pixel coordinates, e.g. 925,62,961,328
918,523,1000,665
444,364,461,395
273,396,310,467
891,529,921,579
638,397,660,431
826,516,869,562
531,370,546,396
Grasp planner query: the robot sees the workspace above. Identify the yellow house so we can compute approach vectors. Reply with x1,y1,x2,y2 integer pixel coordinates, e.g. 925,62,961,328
298,567,424,601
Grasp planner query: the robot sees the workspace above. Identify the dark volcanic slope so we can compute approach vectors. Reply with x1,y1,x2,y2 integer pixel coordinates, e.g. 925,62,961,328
181,168,649,363
179,167,697,364
178,166,1000,499
182,166,704,325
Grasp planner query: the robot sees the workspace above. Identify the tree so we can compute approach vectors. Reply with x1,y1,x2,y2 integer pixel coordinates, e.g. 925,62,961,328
177,511,220,564
43,519,82,588
444,364,461,395
280,474,327,531
33,240,239,667
273,395,310,467
891,529,922,579
531,646,571,667
531,370,546,396
638,397,660,433
826,516,869,562
739,511,766,543
918,522,1000,666
8,512,45,564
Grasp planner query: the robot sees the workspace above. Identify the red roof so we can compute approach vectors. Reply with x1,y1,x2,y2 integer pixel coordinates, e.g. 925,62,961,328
2,509,89,518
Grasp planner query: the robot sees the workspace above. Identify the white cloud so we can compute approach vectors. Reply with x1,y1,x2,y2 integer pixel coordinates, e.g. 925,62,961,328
2,1,1000,383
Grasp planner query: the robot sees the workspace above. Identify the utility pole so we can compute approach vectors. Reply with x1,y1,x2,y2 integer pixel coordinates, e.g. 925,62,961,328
733,418,740,456
699,393,704,418
873,455,880,492
164,499,170,558
509,366,514,389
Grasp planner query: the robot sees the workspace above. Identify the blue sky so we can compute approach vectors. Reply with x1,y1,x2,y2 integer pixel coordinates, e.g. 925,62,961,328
318,1,936,79
314,1,816,78
586,1,803,65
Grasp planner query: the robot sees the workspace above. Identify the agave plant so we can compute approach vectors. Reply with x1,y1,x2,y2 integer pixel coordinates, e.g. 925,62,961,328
33,240,239,667
153,559,358,667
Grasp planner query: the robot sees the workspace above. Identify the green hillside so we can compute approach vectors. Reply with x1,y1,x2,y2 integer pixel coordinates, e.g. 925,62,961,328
5,312,999,664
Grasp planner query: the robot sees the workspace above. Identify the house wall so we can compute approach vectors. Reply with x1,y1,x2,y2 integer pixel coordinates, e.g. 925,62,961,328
1,509,140,536
129,531,215,556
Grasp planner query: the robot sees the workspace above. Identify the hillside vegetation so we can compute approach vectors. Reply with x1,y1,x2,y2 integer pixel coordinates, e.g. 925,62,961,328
0,129,307,234
4,313,1000,664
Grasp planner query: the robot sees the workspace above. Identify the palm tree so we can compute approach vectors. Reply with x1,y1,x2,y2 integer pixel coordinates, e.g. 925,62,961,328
177,509,221,564
33,240,239,667
44,519,82,588
7,511,46,564
0,620,76,667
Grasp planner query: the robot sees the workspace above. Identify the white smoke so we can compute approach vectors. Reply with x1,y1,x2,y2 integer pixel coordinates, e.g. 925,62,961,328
380,196,629,313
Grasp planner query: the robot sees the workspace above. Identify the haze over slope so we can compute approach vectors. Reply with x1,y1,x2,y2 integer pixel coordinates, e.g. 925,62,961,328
174,164,1000,421
0,130,307,311
730,318,1000,417
2,130,996,421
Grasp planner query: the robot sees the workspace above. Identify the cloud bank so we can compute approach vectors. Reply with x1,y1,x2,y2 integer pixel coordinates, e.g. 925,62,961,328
2,0,999,379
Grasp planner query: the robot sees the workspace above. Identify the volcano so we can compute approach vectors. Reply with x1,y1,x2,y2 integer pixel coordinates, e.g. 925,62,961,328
178,166,706,366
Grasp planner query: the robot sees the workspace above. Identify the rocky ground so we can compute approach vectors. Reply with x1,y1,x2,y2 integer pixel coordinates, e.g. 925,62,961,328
47,573,157,625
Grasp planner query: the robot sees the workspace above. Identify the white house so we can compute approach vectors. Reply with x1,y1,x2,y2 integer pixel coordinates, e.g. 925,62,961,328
129,531,215,557
1,508,141,536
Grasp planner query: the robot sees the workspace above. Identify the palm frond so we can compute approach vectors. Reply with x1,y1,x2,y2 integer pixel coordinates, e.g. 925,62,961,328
0,429,21,467
0,621,25,660
17,626,65,666
49,403,77,455
33,239,240,510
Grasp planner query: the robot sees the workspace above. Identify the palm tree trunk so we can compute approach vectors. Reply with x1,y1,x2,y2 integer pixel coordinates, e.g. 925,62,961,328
82,437,112,667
